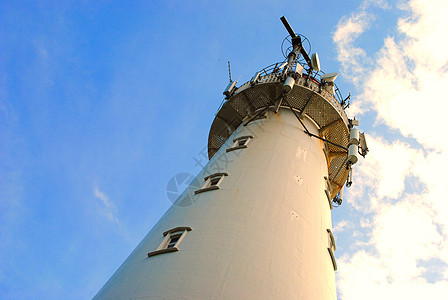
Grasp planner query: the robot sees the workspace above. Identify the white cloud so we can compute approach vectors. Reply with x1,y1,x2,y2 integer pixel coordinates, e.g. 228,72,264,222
373,199,442,279
333,220,349,233
93,185,119,224
334,0,448,299
332,0,391,85
333,10,372,81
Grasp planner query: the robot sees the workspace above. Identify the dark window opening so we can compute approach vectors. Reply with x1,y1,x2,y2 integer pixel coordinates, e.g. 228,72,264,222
226,136,253,153
167,234,181,248
210,177,221,186
194,173,228,194
147,227,192,258
237,138,248,146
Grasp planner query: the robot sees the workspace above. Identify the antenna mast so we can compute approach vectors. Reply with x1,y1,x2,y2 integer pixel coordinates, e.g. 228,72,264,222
280,16,312,74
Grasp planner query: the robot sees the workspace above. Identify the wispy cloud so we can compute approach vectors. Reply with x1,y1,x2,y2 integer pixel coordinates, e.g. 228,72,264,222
333,220,349,233
332,0,390,84
333,10,372,81
93,184,119,224
334,0,448,298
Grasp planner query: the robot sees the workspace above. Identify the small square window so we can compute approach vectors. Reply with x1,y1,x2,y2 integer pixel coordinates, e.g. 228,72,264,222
147,227,192,258
324,176,333,210
194,172,228,194
226,135,253,153
237,138,249,146
327,230,335,251
167,234,181,248
209,176,221,186
327,229,337,271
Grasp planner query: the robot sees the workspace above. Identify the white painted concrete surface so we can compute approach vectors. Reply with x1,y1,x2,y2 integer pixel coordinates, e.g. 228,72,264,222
94,107,337,299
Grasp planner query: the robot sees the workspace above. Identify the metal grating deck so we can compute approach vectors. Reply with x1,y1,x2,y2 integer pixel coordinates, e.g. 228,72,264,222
208,74,350,198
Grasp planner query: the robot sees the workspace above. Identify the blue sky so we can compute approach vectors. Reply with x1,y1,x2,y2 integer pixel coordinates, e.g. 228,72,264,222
1,1,448,299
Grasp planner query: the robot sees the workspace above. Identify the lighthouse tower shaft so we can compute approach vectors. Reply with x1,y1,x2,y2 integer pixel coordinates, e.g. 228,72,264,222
94,17,364,300
95,109,338,299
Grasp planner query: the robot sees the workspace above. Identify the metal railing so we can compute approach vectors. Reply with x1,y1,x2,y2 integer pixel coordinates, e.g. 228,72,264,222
234,61,349,124
253,61,345,103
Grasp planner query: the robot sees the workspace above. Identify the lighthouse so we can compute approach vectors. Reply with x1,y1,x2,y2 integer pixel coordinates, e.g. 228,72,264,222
94,16,368,299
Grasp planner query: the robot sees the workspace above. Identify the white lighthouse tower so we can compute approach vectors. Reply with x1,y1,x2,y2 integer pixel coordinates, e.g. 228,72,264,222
94,17,368,300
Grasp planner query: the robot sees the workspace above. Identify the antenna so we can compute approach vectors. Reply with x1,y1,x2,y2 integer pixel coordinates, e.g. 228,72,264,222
280,16,297,38
359,132,369,157
228,61,232,83
342,92,351,108
321,72,339,82
311,53,320,72
280,16,312,68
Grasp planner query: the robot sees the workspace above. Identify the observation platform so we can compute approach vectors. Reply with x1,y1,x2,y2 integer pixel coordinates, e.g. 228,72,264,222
208,64,350,199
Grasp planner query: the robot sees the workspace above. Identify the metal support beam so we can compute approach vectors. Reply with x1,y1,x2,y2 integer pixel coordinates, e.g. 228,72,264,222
284,97,348,151
328,151,346,161
331,157,348,183
241,91,256,115
274,96,283,114
283,98,311,136
319,119,342,136
216,114,237,136
299,94,315,118
243,107,268,126
308,132,348,151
